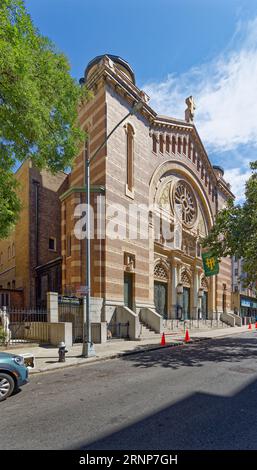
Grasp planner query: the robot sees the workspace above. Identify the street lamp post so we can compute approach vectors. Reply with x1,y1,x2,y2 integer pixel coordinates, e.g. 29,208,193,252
82,100,143,357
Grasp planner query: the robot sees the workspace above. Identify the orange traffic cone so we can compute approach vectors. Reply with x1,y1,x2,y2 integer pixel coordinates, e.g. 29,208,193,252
160,332,166,345
184,329,190,342
248,323,252,330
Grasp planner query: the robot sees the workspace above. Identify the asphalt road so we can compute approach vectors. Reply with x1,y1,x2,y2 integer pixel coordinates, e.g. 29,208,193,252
1,331,257,450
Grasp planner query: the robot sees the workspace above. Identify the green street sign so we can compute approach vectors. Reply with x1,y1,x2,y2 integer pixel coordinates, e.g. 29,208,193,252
202,252,219,277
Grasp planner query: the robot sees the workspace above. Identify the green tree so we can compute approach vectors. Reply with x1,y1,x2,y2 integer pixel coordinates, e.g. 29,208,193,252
202,161,257,286
0,0,90,238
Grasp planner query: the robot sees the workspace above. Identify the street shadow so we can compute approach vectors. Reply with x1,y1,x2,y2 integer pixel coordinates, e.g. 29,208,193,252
120,333,257,370
71,376,257,450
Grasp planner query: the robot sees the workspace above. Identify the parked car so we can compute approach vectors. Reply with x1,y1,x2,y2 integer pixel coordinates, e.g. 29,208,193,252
0,352,29,401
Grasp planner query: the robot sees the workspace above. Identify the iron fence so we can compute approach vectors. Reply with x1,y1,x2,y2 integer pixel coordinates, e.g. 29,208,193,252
58,298,83,343
107,322,129,339
1,307,47,345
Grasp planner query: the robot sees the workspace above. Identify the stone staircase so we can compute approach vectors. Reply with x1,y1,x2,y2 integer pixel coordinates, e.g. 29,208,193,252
139,318,231,341
139,321,160,340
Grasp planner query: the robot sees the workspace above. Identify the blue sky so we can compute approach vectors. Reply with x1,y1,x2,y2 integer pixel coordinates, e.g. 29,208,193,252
24,0,257,201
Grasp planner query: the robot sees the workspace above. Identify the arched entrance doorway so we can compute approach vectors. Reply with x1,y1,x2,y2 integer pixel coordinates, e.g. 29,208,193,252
154,262,168,318
181,270,192,319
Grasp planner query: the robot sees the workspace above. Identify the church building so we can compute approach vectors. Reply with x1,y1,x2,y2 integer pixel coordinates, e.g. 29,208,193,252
60,54,234,325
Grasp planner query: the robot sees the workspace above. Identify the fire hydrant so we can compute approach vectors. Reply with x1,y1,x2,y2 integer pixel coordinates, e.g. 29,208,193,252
58,342,68,362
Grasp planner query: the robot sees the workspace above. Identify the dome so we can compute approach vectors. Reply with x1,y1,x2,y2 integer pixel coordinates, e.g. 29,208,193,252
84,54,135,84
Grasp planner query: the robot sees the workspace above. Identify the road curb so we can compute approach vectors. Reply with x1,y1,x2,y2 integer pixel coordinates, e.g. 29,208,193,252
28,330,250,375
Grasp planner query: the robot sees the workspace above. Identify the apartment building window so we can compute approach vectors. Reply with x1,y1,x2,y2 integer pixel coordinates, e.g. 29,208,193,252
49,237,56,251
235,268,238,276
12,280,15,289
0,252,3,266
8,246,11,260
12,243,15,257
0,293,10,307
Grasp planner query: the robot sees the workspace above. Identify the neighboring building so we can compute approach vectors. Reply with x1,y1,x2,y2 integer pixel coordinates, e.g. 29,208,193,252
0,160,68,308
0,288,24,309
231,257,257,318
60,54,234,323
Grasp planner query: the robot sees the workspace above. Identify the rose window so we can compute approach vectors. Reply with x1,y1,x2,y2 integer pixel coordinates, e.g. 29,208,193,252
173,180,197,227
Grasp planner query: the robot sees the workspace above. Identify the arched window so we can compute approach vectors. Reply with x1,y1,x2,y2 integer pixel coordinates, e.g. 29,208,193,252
188,141,191,159
172,136,176,154
159,134,164,154
166,135,170,153
177,137,182,154
154,262,169,282
126,124,134,192
183,137,187,154
152,134,157,153
181,270,191,287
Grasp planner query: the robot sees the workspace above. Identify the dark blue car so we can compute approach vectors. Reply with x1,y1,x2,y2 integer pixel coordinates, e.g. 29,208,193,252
0,352,29,401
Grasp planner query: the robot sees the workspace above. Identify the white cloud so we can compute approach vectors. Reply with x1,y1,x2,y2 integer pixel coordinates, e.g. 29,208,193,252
143,17,257,154
142,18,257,202
224,167,252,203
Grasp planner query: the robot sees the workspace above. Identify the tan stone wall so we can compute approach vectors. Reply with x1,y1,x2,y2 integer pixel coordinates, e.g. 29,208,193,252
60,58,233,322
216,188,233,313
61,87,107,298
0,161,31,305
0,161,68,307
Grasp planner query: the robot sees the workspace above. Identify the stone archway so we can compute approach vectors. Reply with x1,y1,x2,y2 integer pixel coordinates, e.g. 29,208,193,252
181,269,192,319
154,261,169,318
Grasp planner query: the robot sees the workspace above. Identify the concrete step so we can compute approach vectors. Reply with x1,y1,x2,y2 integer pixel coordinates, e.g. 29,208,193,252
139,322,159,338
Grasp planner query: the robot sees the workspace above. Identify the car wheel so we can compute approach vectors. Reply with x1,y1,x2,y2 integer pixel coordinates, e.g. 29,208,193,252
0,373,15,401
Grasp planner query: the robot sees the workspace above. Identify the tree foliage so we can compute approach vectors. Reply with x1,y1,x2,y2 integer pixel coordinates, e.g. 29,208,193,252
202,161,257,286
0,0,90,238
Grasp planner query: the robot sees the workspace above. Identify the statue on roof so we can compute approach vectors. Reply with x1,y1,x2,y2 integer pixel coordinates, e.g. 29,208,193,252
185,96,196,123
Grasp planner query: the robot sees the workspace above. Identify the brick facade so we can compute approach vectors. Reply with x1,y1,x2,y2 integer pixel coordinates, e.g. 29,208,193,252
0,161,67,307
61,54,234,322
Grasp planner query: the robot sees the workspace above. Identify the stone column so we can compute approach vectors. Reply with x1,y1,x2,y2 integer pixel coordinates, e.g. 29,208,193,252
171,261,178,319
176,263,183,317
47,292,59,323
192,268,201,319
148,215,155,309
208,275,216,319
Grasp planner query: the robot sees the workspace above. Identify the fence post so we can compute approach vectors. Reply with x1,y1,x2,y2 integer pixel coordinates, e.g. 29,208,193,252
1,306,11,344
47,292,59,323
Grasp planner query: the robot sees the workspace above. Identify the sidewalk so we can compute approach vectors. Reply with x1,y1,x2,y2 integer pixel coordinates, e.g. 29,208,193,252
1,325,253,374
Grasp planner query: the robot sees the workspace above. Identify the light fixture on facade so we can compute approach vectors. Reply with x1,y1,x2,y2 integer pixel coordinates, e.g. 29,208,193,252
198,287,204,298
177,283,183,295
